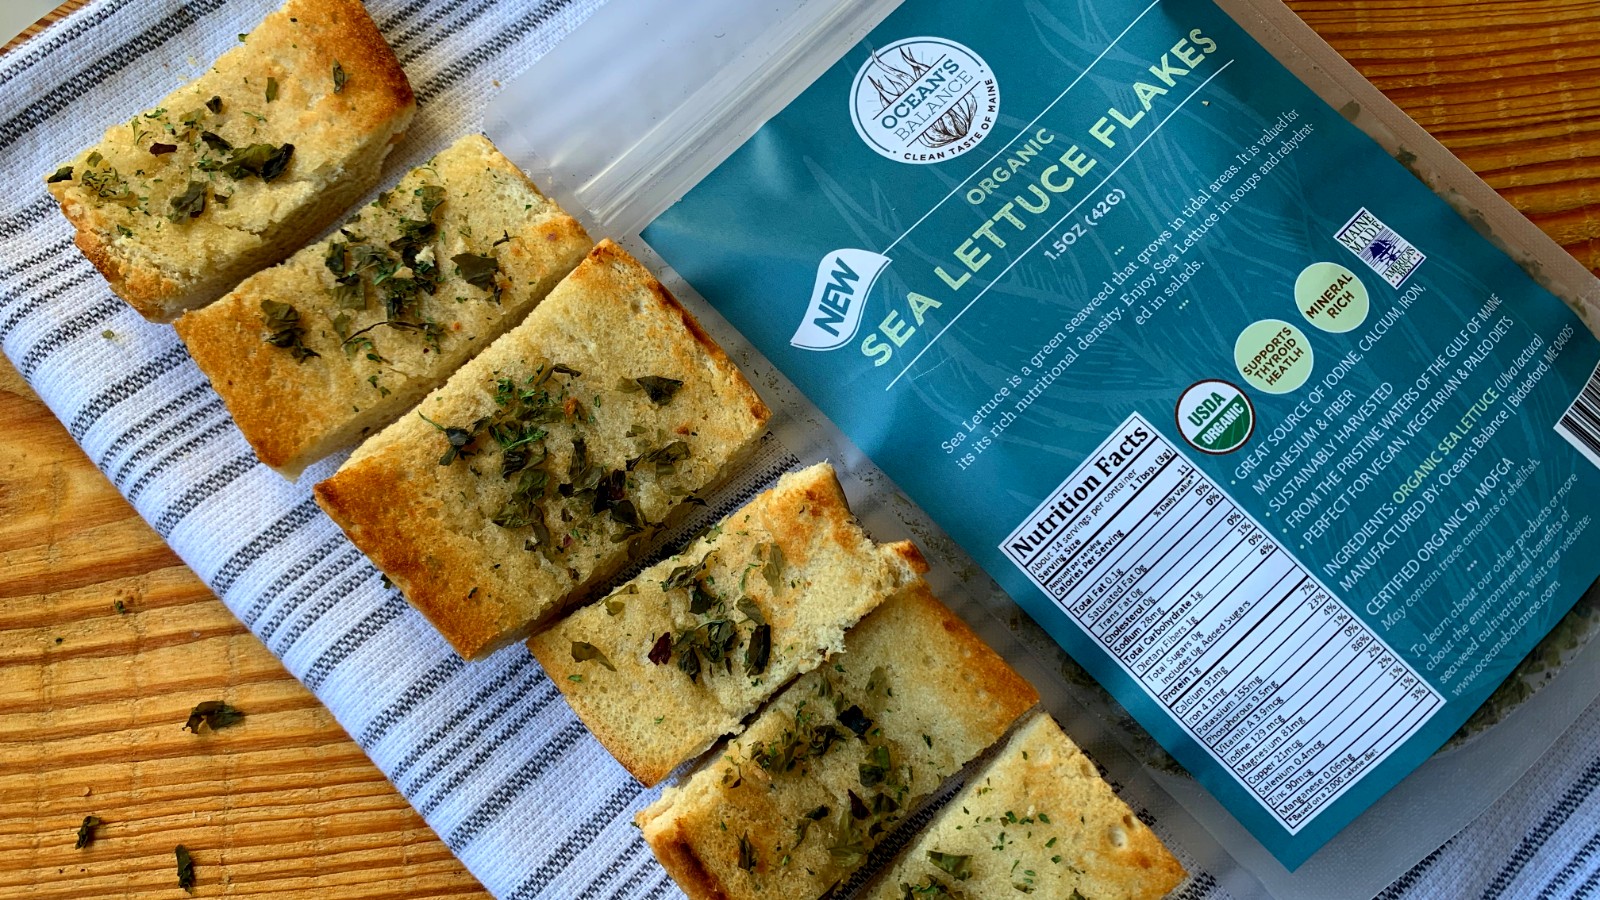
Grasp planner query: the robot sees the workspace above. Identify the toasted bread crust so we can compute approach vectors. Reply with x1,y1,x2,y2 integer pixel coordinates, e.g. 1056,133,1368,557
175,134,592,478
291,0,415,136
317,241,770,660
638,811,731,900
47,0,415,321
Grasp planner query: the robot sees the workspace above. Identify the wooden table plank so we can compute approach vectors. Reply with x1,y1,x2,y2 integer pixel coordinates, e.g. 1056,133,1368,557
2,1,1597,898
2,0,85,51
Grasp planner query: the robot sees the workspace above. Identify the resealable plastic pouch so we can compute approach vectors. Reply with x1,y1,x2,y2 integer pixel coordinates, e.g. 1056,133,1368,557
488,1,1600,896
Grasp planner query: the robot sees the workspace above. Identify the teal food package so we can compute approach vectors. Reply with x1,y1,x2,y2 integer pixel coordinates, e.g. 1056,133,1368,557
639,0,1600,869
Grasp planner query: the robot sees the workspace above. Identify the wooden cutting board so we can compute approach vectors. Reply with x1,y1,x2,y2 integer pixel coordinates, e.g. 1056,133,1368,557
3,1,1597,897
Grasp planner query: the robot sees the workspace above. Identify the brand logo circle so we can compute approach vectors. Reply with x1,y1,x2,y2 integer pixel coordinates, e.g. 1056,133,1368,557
850,37,999,165
1177,380,1256,455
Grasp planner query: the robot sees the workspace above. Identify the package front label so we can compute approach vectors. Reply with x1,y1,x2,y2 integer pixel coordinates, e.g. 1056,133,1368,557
643,0,1600,867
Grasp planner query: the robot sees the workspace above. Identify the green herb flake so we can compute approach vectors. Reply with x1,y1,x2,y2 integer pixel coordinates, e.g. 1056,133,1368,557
47,165,73,183
570,641,616,671
928,850,973,881
75,815,103,849
114,599,128,614
859,743,891,787
736,596,766,627
175,844,196,893
675,633,703,683
743,623,771,676
737,833,758,871
901,875,965,898
168,180,207,221
205,95,223,114
452,252,500,292
762,544,786,595
183,700,245,733
633,375,684,405
838,704,872,739
416,184,446,216
419,413,480,465
332,61,348,93
222,142,295,181
260,299,319,362
265,76,279,103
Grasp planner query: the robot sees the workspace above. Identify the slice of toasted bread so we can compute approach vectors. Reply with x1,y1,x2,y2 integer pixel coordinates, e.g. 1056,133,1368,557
635,583,1040,900
46,0,415,321
863,714,1187,900
315,240,770,660
174,133,591,479
530,462,931,787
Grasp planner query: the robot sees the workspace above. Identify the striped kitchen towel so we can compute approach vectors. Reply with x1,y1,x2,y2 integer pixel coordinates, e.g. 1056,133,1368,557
4,1,1600,898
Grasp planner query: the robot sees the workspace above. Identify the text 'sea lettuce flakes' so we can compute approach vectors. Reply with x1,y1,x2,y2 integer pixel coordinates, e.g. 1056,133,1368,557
641,0,1600,868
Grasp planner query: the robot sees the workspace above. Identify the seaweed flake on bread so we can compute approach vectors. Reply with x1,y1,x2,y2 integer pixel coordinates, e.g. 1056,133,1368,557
530,462,931,787
635,582,1039,900
863,713,1186,900
314,240,770,660
174,133,591,479
45,0,415,321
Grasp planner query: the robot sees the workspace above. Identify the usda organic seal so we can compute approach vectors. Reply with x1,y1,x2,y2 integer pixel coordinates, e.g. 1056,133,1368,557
1177,380,1256,455
850,37,999,165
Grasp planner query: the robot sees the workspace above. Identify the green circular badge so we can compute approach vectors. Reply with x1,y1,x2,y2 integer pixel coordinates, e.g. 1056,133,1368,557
1177,380,1256,454
1295,262,1369,333
1235,320,1314,394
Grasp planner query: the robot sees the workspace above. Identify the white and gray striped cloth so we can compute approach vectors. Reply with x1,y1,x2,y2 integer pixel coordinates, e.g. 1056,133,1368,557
4,2,1599,898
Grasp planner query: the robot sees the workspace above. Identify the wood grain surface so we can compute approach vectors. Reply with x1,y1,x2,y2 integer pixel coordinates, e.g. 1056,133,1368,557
2,1,1598,897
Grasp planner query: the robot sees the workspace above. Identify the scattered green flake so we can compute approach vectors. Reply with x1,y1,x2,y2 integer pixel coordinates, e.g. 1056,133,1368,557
175,844,195,892
75,815,103,849
570,641,616,671
183,700,245,733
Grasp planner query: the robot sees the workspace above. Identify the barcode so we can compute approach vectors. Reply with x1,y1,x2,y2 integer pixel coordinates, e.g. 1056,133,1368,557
1556,362,1600,470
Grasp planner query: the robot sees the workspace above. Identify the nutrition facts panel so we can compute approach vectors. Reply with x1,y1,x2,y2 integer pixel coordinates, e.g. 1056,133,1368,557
1001,414,1444,833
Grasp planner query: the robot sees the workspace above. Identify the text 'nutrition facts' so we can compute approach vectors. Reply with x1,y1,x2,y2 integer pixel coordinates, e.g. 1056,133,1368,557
1002,414,1443,832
